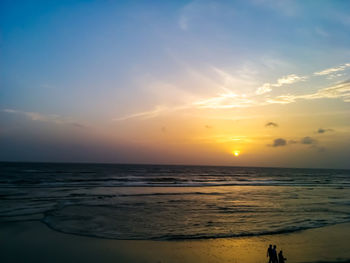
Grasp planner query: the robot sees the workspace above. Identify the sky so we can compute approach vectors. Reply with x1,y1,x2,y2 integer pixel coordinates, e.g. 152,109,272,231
1,0,350,168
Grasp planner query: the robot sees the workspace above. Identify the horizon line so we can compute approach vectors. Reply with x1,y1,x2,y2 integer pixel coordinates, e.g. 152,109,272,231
1,160,349,171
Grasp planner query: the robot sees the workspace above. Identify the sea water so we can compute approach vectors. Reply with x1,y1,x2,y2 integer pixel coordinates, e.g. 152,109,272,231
1,162,350,240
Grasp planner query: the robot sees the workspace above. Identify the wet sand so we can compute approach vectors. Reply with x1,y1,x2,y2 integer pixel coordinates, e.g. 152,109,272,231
1,221,350,263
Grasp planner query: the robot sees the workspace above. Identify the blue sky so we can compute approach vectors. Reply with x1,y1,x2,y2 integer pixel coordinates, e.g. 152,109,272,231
1,0,350,168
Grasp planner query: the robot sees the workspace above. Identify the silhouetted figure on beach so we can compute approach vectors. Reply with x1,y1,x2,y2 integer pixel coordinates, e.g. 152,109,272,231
278,250,287,263
267,244,273,263
272,245,278,263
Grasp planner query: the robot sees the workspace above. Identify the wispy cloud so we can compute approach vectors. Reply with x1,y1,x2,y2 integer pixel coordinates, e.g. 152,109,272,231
297,79,350,102
315,27,329,38
252,0,299,17
179,12,189,30
257,63,349,97
2,109,86,127
113,106,167,121
178,1,234,31
113,105,190,121
265,95,297,104
194,134,252,144
127,78,350,115
152,78,350,113
314,63,350,76
265,80,350,105
275,74,308,86
256,83,272,95
194,92,256,109
256,74,307,95
114,64,350,120
211,67,258,94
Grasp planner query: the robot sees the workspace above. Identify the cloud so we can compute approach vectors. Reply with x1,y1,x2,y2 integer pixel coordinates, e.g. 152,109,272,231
267,80,350,105
315,27,329,38
256,74,307,94
300,136,317,145
191,79,350,110
268,136,321,148
265,94,297,104
113,106,167,121
298,79,350,102
256,83,272,95
299,136,326,152
140,78,350,115
316,128,333,134
179,14,189,30
314,63,350,76
116,65,350,120
252,0,299,17
265,122,278,127
194,92,256,109
2,109,86,127
275,74,308,86
326,73,344,80
113,105,190,121
270,138,287,147
178,1,235,31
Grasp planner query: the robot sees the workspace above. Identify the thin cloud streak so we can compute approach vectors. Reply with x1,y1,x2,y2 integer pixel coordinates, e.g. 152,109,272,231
2,109,86,127
275,79,350,103
113,65,350,121
199,79,350,109
256,74,307,95
114,79,350,120
196,63,350,109
113,107,167,121
113,105,190,121
314,63,350,76
194,92,256,109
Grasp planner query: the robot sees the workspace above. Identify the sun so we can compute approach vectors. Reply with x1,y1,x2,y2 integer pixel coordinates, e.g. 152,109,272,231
233,150,240,157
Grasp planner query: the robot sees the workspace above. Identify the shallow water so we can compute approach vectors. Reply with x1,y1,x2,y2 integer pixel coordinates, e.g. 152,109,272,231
1,162,350,240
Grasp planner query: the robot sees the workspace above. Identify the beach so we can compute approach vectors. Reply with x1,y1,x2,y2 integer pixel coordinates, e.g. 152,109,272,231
1,221,350,263
2,163,350,263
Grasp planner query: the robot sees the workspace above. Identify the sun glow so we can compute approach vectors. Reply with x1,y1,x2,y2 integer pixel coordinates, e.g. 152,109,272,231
233,150,240,157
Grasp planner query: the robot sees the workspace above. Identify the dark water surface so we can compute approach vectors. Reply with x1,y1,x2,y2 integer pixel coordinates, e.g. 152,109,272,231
1,162,350,240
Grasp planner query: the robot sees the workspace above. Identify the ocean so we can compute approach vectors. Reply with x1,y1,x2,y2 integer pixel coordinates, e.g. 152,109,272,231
1,162,350,240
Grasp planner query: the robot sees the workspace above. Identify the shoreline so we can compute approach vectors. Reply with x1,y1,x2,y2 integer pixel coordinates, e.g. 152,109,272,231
1,221,350,263
40,217,350,241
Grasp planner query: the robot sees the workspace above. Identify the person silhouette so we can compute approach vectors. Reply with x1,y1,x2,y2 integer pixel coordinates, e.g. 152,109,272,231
272,245,278,263
278,250,287,263
267,244,273,263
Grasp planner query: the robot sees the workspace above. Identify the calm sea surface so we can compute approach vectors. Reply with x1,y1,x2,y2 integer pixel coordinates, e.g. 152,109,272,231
1,162,350,240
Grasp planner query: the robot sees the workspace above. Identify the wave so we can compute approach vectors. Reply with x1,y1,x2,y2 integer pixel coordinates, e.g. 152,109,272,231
2,181,350,188
2,163,350,241
41,217,350,241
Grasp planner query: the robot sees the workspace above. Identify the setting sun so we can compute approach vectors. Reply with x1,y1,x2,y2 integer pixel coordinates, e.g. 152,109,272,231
233,150,240,157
